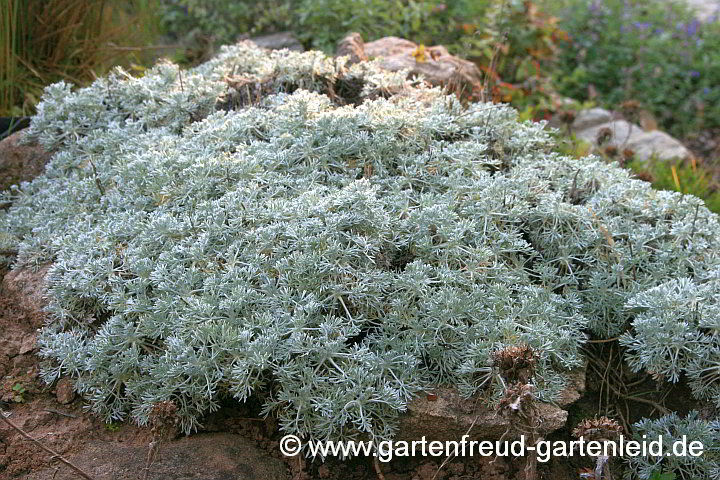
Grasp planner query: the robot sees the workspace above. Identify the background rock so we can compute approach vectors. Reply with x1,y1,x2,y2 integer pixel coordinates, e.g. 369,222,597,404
339,34,483,95
571,108,613,132
251,32,303,52
678,0,720,21
336,32,368,64
574,118,691,162
0,130,52,192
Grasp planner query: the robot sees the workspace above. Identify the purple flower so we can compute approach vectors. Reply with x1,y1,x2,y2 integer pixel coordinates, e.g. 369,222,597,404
633,21,652,30
704,87,711,94
654,27,664,34
689,70,701,78
686,19,700,36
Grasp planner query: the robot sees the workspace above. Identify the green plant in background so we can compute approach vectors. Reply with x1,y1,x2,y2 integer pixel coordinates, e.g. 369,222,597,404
159,0,294,47
293,0,492,53
544,0,720,139
157,0,569,116
649,472,676,480
158,0,495,54
0,0,163,117
625,157,720,213
469,0,566,108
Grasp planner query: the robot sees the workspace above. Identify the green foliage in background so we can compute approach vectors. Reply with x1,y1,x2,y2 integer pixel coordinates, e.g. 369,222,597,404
546,0,720,139
159,0,294,44
293,0,491,53
0,0,162,117
626,157,720,214
159,0,494,54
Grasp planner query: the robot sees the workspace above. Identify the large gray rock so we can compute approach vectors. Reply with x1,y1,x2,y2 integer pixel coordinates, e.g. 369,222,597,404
396,367,585,443
678,0,720,21
575,118,691,162
572,107,613,131
251,32,303,52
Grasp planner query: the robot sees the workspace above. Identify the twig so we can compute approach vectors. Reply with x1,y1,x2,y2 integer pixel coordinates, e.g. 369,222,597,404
88,159,105,196
690,203,700,238
142,439,159,480
373,457,386,480
597,345,612,416
586,337,619,344
432,413,481,480
588,362,670,415
44,408,78,419
0,411,96,480
178,66,184,93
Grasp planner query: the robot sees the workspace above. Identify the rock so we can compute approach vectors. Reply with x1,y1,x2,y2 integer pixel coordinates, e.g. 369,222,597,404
575,118,692,162
55,377,76,404
1,265,50,327
571,107,613,131
0,130,52,191
251,32,304,52
18,333,36,355
397,367,585,443
625,130,693,162
345,35,483,94
0,354,9,377
24,432,291,480
336,32,368,64
364,36,418,58
576,119,634,148
556,367,586,407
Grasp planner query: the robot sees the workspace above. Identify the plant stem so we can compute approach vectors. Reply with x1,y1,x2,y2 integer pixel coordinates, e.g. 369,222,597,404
0,411,97,480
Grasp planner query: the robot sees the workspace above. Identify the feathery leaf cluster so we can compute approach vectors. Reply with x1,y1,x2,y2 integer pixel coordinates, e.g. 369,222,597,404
624,411,720,480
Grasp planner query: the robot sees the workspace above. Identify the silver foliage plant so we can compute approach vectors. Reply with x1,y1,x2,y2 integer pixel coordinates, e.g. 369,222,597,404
625,412,720,480
0,42,719,452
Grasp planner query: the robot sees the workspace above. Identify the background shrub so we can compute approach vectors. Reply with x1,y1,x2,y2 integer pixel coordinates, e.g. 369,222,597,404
547,0,720,139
